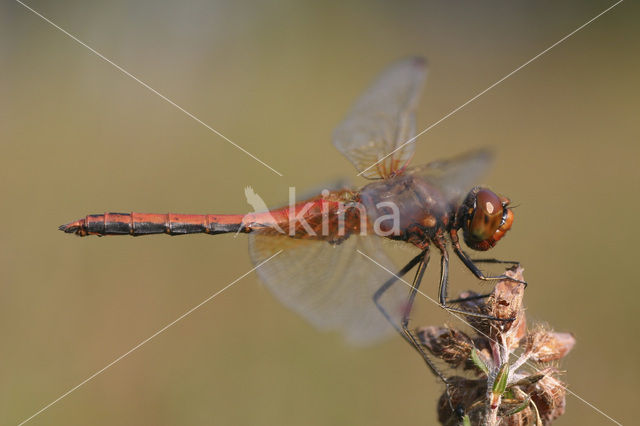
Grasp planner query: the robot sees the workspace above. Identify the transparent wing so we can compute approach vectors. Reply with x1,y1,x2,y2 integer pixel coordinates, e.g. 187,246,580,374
249,234,409,345
406,149,494,203
333,57,427,179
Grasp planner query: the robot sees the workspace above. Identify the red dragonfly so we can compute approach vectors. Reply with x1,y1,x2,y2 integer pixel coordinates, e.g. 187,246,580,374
61,57,522,380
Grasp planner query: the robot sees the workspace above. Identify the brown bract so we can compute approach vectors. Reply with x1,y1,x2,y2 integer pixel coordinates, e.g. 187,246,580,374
416,327,474,368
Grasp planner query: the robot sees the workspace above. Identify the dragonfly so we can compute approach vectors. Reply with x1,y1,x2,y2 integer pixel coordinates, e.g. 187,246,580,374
60,57,523,381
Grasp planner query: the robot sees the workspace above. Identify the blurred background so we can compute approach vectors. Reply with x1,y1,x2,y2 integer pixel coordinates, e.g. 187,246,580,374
2,0,638,424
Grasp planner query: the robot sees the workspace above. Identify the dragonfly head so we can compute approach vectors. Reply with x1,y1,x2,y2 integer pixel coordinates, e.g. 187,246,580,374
459,187,513,251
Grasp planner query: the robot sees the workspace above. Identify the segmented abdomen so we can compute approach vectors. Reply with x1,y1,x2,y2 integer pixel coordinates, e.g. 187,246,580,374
59,212,244,236
59,190,364,239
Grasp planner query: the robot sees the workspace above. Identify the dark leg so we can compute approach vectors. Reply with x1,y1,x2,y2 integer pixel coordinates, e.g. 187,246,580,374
373,249,448,384
400,251,438,371
446,256,525,303
446,292,492,304
453,245,527,288
401,251,429,333
469,257,520,266
437,245,514,322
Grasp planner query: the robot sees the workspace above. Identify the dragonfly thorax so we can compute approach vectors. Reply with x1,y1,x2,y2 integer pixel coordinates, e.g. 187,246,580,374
359,174,451,244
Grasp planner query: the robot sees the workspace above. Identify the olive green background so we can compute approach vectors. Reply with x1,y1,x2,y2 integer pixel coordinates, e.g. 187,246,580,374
2,1,638,425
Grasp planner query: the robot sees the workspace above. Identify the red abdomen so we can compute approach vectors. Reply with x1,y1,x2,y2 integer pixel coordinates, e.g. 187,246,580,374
59,190,364,240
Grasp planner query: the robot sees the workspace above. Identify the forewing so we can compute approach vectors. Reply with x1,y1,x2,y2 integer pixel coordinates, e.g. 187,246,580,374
407,149,494,203
333,57,427,179
248,234,408,345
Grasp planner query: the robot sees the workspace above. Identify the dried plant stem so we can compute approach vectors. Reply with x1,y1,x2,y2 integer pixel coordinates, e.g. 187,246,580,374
417,267,575,425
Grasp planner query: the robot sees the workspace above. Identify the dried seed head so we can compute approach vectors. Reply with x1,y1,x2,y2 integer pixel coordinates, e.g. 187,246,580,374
481,268,528,358
525,371,567,423
419,266,572,425
485,267,526,329
417,326,474,368
526,329,576,363
436,377,486,424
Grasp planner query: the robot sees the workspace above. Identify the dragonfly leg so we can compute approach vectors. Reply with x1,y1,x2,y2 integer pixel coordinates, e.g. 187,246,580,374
437,244,514,322
446,292,492,304
453,244,527,288
468,257,520,266
372,249,448,384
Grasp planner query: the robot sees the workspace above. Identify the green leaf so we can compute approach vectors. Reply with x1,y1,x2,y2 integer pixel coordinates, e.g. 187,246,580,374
493,363,509,395
509,373,545,388
502,397,530,416
470,348,489,375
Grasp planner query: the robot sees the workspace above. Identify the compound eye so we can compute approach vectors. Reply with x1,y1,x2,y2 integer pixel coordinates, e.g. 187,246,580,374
469,189,504,241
